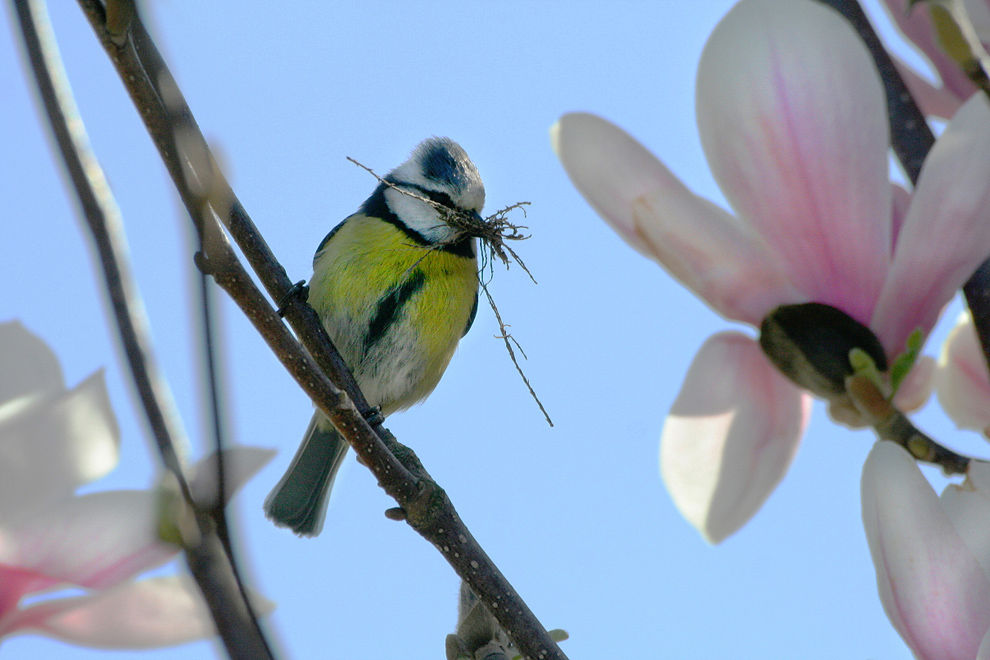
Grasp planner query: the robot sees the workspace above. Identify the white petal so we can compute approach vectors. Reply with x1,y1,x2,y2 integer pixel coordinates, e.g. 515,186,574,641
660,332,809,543
696,0,891,325
862,441,990,659
0,491,175,590
873,95,990,355
0,321,63,405
942,460,990,584
979,627,990,660
189,446,276,506
0,371,119,521
936,311,990,432
551,112,688,258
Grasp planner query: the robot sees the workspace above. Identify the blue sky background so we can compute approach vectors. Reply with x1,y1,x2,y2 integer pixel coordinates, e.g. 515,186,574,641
2,1,984,658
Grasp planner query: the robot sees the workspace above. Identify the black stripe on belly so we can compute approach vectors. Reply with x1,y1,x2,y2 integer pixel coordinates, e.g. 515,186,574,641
365,269,427,351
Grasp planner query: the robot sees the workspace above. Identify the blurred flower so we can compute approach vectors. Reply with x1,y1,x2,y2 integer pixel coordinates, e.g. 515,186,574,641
937,311,990,435
552,0,990,543
862,440,990,660
0,321,274,647
879,0,990,119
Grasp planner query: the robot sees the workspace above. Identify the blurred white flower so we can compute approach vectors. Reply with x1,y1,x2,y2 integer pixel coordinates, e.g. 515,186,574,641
937,311,990,435
863,440,990,659
0,321,273,647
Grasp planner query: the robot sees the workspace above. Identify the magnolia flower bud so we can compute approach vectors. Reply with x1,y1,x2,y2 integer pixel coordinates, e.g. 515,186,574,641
759,302,887,398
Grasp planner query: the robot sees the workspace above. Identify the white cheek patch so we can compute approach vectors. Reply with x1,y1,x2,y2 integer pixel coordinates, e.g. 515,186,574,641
384,188,460,244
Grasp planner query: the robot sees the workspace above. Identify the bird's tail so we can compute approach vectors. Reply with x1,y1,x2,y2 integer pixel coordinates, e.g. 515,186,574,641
264,413,349,537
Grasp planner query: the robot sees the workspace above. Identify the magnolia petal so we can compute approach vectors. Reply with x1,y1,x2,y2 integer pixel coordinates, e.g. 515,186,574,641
873,95,990,355
0,371,120,522
631,185,801,326
882,0,977,113
22,575,276,649
936,311,990,432
0,563,60,630
660,332,809,544
893,59,965,120
696,0,891,325
941,460,990,580
0,491,175,590
0,321,64,405
551,112,688,257
22,575,218,648
862,441,990,659
968,0,990,42
890,183,912,253
189,446,277,506
980,628,990,660
892,354,936,413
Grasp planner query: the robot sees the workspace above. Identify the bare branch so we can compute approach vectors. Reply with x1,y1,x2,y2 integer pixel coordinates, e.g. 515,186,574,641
11,1,275,657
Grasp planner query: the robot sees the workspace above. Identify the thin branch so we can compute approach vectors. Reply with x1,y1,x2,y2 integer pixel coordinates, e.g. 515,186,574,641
819,0,990,385
846,374,971,474
195,194,566,660
11,1,275,657
72,2,568,658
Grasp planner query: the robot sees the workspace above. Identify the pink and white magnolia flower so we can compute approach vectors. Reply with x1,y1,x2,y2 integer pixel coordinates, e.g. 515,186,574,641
863,440,990,660
937,311,990,434
0,321,274,647
552,0,990,543
880,0,990,118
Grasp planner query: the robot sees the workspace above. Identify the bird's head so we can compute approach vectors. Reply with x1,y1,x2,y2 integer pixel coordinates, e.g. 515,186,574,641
383,137,486,245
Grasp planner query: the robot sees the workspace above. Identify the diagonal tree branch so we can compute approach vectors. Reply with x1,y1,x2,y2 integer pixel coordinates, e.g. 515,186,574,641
71,1,567,658
10,0,275,657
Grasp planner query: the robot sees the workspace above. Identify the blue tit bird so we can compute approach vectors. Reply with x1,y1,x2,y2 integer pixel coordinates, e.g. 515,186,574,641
264,137,484,537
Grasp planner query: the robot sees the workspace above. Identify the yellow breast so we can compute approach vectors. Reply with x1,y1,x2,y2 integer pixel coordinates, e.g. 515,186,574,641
308,214,478,413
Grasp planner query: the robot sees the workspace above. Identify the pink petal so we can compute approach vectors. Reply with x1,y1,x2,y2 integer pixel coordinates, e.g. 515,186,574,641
872,95,990,355
15,576,217,648
0,563,59,631
890,183,912,252
891,355,936,413
696,0,891,325
660,332,810,543
0,491,175,590
0,322,64,405
0,371,120,521
936,311,990,433
550,112,688,258
881,0,977,113
189,446,276,506
20,575,275,649
893,59,965,120
630,184,801,326
862,441,990,660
